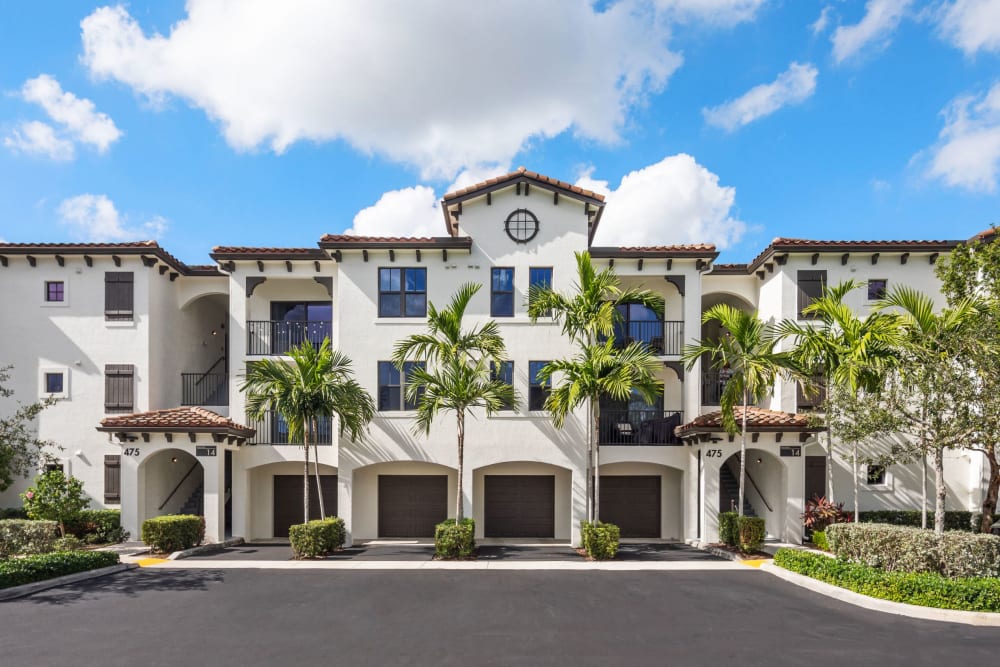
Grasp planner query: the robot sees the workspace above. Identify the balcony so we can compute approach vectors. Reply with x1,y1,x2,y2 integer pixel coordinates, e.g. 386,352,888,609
598,410,684,446
702,371,731,406
248,411,333,446
607,320,684,356
181,373,228,406
247,320,332,356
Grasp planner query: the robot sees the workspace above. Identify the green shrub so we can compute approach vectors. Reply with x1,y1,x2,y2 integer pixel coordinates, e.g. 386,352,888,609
289,517,346,558
54,535,85,551
737,516,766,553
435,518,475,559
141,515,203,553
0,519,58,558
0,508,28,520
811,530,829,551
67,509,128,544
773,548,1000,613
718,511,739,547
826,523,1000,578
581,521,620,560
856,510,999,532
0,550,120,589
21,470,88,537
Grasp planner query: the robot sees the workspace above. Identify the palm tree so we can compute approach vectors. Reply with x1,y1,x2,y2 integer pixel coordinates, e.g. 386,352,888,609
682,305,800,517
393,283,516,522
242,338,375,523
528,250,663,519
537,340,662,522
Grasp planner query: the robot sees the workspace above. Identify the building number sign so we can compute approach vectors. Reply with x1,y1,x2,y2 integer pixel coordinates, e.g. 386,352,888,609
123,447,140,457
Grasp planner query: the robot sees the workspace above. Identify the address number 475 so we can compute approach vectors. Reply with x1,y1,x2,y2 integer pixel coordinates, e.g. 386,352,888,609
705,449,723,458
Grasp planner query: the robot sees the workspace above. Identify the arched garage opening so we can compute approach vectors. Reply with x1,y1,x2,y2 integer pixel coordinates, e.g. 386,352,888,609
473,462,572,541
247,461,338,539
352,462,457,539
599,462,684,540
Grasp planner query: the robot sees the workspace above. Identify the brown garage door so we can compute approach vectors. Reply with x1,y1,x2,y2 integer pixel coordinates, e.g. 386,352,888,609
378,475,448,537
599,476,660,538
273,474,338,538
484,475,555,538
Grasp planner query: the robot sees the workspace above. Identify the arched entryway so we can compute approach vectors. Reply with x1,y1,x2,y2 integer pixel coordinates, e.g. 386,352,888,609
599,462,683,540
139,449,204,525
719,449,787,539
245,461,338,539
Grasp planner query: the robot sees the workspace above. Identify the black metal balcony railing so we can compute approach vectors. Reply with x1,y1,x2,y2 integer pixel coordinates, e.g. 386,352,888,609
248,411,333,446
247,321,332,356
607,320,684,355
598,410,684,446
181,373,228,406
702,371,730,406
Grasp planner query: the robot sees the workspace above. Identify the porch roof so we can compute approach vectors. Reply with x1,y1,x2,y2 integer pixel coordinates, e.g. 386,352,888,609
675,407,823,439
97,407,255,438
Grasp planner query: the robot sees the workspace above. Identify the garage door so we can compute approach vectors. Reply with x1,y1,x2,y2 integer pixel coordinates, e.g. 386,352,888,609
599,476,660,538
484,475,555,538
273,474,338,538
378,475,448,537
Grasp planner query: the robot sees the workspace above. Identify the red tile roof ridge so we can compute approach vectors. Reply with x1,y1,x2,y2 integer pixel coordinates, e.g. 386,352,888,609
442,167,606,202
98,406,254,434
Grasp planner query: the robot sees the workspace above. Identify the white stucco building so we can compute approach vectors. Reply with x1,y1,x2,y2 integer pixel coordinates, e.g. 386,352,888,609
0,168,991,546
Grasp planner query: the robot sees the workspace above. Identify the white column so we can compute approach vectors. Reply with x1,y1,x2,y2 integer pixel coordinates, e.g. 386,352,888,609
231,458,250,540
683,270,702,421
784,454,805,544
570,468,587,547
228,274,248,423
701,447,723,543
201,446,226,543
121,450,142,542
339,462,355,546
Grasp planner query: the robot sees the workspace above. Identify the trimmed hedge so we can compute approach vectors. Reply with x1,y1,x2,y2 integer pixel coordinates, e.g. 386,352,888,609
67,509,128,544
0,519,58,558
141,515,204,554
435,518,475,559
581,521,620,560
773,548,1000,613
719,511,739,547
826,523,1000,579
0,508,28,520
856,510,1000,532
811,530,829,552
0,550,120,590
738,516,766,553
289,517,346,558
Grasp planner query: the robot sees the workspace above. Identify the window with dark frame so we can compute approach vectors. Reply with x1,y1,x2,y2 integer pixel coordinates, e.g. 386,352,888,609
490,361,515,410
377,361,425,411
491,267,514,317
528,361,550,411
378,268,426,318
45,281,65,302
866,464,887,485
44,372,64,395
797,270,827,318
104,455,121,503
868,279,888,301
528,267,552,316
104,272,134,321
796,376,826,411
104,364,135,413
504,209,540,243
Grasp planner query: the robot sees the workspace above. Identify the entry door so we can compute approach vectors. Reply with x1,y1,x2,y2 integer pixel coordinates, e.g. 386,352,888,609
378,475,448,537
273,475,338,538
599,476,661,538
805,456,826,502
484,475,555,538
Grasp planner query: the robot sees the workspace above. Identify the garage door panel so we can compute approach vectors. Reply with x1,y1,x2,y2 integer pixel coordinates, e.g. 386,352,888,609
273,474,337,538
600,476,660,538
378,475,448,538
484,475,555,538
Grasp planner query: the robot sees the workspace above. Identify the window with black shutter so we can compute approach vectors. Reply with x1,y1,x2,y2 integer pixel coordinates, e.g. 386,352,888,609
104,455,121,503
105,272,134,321
797,376,827,411
105,364,135,413
797,270,826,318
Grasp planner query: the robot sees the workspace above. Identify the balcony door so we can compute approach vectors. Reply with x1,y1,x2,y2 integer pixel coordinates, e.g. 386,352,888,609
613,303,662,353
270,301,332,354
600,390,663,445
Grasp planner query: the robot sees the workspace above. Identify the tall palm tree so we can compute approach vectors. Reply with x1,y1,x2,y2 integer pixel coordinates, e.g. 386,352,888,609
537,340,662,522
393,283,516,523
242,338,375,523
528,250,663,519
682,305,800,517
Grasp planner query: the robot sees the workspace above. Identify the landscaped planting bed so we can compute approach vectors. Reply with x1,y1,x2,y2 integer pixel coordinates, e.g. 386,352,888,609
0,551,120,589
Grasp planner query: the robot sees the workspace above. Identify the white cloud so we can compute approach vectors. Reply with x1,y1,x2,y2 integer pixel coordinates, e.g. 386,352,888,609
811,6,833,35
702,62,817,132
831,0,912,64
582,154,746,249
3,121,75,160
937,0,1000,55
926,82,1000,193
21,75,121,152
345,186,443,238
653,0,767,25
80,2,682,180
57,194,167,242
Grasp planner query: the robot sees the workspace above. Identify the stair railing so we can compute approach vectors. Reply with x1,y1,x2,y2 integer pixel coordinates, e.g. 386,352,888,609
159,462,200,511
744,467,773,513
195,355,227,385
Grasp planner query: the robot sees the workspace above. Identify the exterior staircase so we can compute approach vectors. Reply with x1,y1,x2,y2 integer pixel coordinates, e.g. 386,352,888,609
719,463,755,517
178,481,204,516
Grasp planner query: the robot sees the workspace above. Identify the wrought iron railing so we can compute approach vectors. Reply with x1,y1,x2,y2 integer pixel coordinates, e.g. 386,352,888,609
248,411,333,446
181,373,228,406
702,371,731,406
606,320,684,355
598,410,684,446
247,320,331,356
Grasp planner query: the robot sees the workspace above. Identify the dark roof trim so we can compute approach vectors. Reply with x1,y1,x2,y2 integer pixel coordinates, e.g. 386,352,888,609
95,425,254,435
319,236,473,250
589,246,719,259
209,247,328,261
747,239,963,272
708,263,750,275
0,242,222,276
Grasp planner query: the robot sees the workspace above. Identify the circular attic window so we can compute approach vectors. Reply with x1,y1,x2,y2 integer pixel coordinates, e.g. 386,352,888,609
504,208,540,244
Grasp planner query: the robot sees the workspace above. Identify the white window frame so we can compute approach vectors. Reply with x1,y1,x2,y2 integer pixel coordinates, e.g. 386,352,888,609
41,278,69,308
39,366,70,400
864,463,892,491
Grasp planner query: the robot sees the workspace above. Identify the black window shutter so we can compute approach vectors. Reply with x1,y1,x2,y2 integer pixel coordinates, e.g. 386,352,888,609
104,455,121,503
105,364,135,413
105,272,134,321
797,270,827,317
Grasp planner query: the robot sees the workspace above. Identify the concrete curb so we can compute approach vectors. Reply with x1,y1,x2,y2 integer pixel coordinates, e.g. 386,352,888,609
168,537,245,561
141,559,750,571
760,562,1000,627
0,563,138,602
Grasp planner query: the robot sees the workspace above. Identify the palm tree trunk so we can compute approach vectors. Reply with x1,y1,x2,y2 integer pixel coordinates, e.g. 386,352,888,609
312,417,326,520
934,445,946,535
739,389,748,518
852,442,859,524
921,454,928,530
592,400,601,523
303,422,311,525
980,448,999,533
456,411,465,522
826,379,835,504
586,397,594,522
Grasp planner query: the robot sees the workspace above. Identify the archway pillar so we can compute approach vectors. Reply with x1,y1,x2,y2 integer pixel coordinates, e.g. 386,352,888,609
202,451,226,543
120,452,142,543
699,446,724,543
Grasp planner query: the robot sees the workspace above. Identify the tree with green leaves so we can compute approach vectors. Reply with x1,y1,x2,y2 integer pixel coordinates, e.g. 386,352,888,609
682,305,801,517
242,338,375,523
528,251,663,520
393,283,516,523
0,364,56,492
21,469,88,537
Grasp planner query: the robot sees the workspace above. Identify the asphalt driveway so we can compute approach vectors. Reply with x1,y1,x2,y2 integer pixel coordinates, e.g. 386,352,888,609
3,568,998,666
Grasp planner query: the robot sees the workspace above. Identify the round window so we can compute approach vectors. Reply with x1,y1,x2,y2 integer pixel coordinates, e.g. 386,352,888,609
504,208,539,244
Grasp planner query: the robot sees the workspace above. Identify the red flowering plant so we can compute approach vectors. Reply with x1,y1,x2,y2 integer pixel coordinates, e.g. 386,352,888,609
802,495,852,532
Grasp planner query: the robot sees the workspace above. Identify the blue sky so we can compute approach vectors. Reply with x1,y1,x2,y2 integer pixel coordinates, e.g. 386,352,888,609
1,1,998,264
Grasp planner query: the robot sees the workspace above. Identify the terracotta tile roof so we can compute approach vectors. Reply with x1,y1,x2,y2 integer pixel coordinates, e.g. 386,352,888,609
748,237,963,271
318,235,473,250
708,263,749,275
442,166,606,203
590,244,718,259
972,227,997,242
675,407,823,437
0,240,209,276
209,246,328,261
97,407,255,436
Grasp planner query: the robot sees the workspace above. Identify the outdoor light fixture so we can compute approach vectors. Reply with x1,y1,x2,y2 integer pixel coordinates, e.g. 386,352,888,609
171,456,178,463
755,457,762,464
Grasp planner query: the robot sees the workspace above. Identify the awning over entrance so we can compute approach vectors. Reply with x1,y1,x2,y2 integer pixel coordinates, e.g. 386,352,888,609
675,406,823,443
97,406,255,444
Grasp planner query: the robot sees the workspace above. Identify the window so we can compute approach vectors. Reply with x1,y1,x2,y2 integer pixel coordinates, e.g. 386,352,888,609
528,267,552,316
868,279,888,301
104,364,135,413
490,361,515,410
379,268,426,317
612,303,663,353
378,361,425,411
105,272,134,321
797,270,827,318
269,301,332,353
504,209,540,243
528,361,550,411
491,267,515,317
104,455,121,503
45,281,65,303
797,376,826,411
44,372,64,394
866,464,887,486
